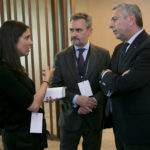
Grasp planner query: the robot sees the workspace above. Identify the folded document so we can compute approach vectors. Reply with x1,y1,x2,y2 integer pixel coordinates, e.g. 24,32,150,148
43,87,66,101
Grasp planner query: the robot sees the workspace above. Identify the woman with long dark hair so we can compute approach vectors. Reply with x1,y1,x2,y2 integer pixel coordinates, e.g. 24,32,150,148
0,20,54,150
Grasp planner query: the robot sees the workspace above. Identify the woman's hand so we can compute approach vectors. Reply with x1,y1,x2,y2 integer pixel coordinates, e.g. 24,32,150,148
45,96,60,103
43,65,55,82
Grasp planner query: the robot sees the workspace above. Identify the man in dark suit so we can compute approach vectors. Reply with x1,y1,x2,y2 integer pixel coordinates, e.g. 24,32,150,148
50,13,110,150
100,3,150,150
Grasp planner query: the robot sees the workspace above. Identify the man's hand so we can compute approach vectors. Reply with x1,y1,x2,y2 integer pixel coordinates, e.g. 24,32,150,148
101,69,112,79
76,95,97,108
122,69,130,76
78,106,92,115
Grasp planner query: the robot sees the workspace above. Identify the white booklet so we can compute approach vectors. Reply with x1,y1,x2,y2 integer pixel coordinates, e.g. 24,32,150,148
43,87,66,102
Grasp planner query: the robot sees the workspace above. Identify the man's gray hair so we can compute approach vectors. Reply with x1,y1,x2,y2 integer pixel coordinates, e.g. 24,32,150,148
70,13,92,28
113,3,143,28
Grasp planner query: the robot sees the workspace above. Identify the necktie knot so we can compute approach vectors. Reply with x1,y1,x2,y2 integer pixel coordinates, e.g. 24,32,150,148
122,42,129,53
78,48,85,55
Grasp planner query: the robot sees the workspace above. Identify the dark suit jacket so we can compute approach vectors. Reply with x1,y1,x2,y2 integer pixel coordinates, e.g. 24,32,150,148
51,44,110,131
100,30,150,144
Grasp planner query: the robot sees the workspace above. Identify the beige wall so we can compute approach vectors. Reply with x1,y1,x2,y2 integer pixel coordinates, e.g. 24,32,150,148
74,0,150,55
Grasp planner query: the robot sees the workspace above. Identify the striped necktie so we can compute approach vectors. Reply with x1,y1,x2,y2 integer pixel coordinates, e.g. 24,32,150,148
77,48,85,77
120,42,129,59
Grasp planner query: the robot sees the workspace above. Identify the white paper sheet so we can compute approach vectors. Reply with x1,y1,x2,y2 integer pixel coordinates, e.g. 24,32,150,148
78,80,93,97
30,112,43,133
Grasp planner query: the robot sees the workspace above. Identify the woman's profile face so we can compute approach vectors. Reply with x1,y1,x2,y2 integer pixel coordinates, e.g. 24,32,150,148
16,28,33,57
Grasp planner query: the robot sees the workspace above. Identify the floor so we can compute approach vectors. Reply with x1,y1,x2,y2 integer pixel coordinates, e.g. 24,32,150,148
0,103,116,150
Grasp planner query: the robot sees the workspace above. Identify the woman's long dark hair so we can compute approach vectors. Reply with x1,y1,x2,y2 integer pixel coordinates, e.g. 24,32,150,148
0,20,29,73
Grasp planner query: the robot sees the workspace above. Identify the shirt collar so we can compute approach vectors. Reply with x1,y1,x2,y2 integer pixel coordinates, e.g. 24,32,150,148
127,29,144,45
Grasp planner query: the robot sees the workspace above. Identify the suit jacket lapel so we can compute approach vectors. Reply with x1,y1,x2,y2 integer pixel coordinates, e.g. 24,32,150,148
117,30,148,73
66,46,79,81
86,44,97,79
125,30,147,58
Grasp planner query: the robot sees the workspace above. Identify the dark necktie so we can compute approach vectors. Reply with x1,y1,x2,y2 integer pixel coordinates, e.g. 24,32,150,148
77,48,85,76
105,97,111,117
120,42,129,59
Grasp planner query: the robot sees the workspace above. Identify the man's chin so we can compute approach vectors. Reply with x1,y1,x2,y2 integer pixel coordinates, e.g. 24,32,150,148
115,34,121,40
72,41,79,46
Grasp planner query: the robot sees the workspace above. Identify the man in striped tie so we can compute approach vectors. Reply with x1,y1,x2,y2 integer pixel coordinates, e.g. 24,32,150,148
51,13,110,150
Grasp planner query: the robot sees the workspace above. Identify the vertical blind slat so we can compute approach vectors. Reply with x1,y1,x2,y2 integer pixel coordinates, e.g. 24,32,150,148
36,0,42,83
6,0,11,20
0,0,4,24
28,0,35,82
13,0,17,20
21,0,29,74
44,0,54,140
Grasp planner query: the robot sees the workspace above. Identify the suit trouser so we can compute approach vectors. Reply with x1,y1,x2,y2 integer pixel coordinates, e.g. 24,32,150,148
105,111,124,150
60,119,102,150
124,144,150,150
113,128,124,150
113,128,150,150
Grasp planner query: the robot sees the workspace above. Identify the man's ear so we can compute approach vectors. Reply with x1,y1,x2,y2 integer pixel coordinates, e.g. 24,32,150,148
88,27,93,36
